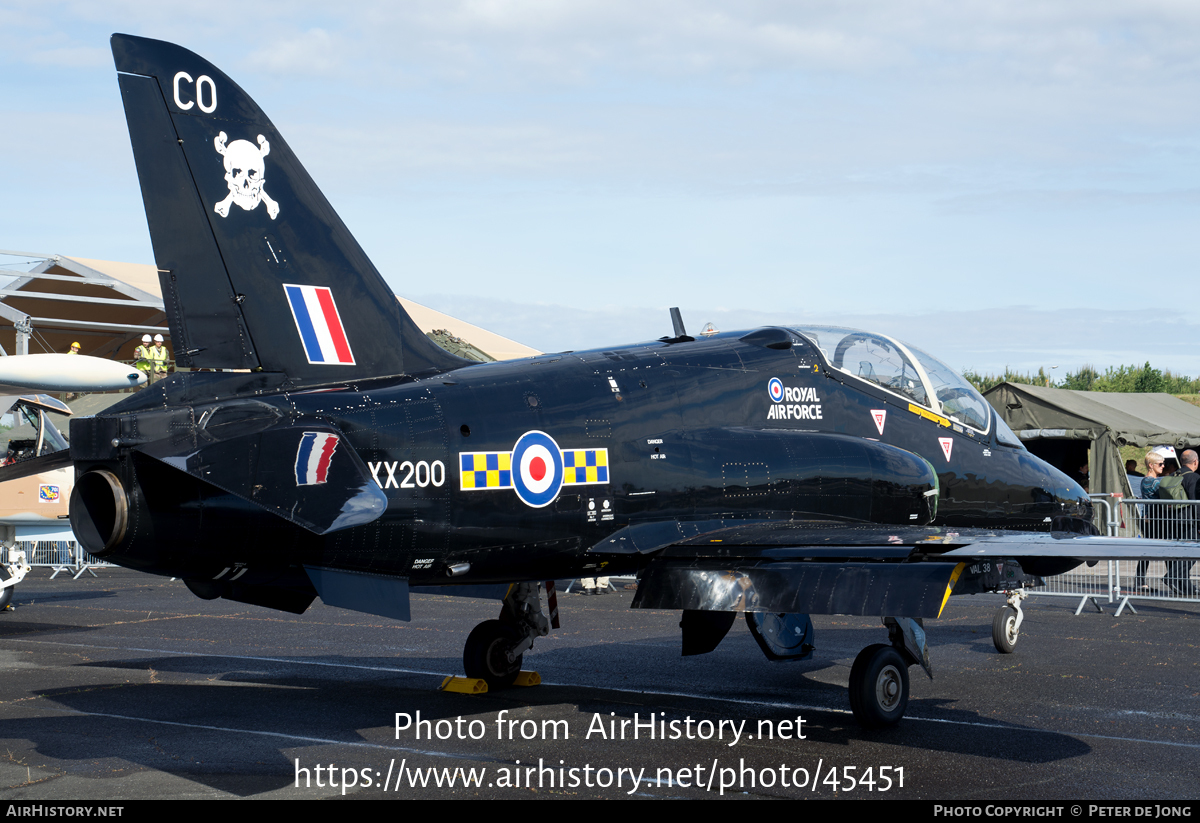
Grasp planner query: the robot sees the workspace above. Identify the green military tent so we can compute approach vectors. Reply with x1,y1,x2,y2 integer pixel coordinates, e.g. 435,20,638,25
983,382,1200,501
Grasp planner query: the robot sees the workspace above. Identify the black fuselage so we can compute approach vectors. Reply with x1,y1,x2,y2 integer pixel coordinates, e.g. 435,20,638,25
77,328,1090,593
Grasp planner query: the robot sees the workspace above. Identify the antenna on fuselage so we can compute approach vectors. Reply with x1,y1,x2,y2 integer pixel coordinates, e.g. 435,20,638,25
670,307,687,338
659,307,694,344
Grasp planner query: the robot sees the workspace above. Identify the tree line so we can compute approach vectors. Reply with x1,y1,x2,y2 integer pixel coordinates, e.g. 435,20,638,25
962,363,1200,395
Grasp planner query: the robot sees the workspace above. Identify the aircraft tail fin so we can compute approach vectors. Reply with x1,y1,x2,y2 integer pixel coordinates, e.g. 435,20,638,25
111,34,467,381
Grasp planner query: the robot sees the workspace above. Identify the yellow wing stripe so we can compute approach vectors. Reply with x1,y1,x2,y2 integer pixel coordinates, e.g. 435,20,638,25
938,562,968,618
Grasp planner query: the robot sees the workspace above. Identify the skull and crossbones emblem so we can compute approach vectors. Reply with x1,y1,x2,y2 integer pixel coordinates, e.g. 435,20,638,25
212,131,280,219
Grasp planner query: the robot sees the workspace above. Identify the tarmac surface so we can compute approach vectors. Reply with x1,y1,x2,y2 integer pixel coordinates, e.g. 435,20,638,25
0,568,1197,800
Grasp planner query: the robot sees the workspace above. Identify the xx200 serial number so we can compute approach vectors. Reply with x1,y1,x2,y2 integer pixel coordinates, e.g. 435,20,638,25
368,460,447,489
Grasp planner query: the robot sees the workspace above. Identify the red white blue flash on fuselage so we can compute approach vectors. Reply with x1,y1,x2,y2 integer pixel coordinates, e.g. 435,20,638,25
295,431,339,485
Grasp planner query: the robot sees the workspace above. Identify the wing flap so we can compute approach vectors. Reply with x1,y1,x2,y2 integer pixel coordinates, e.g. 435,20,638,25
624,523,1200,619
601,520,1200,562
631,561,962,618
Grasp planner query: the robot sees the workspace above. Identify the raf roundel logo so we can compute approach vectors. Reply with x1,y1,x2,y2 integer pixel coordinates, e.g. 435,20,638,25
768,377,784,403
511,430,565,508
459,433,609,505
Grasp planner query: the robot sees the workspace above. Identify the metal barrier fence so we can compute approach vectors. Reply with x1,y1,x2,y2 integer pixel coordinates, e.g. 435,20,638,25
1090,493,1120,537
1030,495,1200,615
1119,497,1199,540
2,541,115,579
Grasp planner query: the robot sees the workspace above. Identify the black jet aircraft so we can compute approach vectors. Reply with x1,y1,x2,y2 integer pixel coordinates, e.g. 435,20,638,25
33,35,1197,728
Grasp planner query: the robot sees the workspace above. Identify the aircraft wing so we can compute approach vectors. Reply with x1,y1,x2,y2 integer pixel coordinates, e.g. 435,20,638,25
621,521,1200,618
937,532,1200,561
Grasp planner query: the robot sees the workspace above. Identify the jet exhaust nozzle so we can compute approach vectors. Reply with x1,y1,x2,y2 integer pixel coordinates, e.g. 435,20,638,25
70,469,129,556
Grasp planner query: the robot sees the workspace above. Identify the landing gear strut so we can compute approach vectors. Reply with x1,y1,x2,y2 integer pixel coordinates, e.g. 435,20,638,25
848,616,930,728
992,589,1026,654
462,582,550,688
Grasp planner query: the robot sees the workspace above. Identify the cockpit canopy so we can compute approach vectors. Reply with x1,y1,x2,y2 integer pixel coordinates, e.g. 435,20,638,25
1,394,71,465
790,325,1016,445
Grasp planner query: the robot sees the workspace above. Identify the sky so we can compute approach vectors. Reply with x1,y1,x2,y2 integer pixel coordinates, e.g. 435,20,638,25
2,1,1199,377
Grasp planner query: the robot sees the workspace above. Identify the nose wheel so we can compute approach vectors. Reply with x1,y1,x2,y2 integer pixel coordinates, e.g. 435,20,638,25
848,644,910,728
463,619,523,688
992,605,1019,653
991,589,1026,654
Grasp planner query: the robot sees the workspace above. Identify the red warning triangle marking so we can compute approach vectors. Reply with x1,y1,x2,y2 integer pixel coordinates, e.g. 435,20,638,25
938,437,954,462
870,409,886,436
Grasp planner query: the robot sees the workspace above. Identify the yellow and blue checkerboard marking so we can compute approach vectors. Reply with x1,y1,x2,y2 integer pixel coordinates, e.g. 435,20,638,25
459,451,513,490
459,448,608,490
562,448,608,485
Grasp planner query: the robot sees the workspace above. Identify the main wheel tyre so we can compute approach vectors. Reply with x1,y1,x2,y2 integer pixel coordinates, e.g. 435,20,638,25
848,644,909,728
992,605,1019,654
0,586,12,610
463,619,523,688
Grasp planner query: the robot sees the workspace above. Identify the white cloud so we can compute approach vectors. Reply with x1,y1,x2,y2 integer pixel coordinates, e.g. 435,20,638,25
5,1,1200,343
246,28,343,76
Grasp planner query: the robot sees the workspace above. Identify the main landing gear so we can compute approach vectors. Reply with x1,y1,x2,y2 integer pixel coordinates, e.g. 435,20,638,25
849,645,909,727
991,589,1027,654
846,593,1028,725
462,582,550,689
848,616,931,728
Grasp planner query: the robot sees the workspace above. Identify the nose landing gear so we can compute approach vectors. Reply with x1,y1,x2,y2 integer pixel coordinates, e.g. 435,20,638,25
992,589,1026,654
461,582,550,689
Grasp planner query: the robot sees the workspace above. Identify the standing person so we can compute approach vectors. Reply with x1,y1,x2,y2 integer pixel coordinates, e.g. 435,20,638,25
134,334,154,385
1179,450,1199,500
1175,450,1200,594
149,334,170,382
1073,462,1090,493
1136,448,1171,590
578,575,610,595
1152,446,1187,552
64,341,82,399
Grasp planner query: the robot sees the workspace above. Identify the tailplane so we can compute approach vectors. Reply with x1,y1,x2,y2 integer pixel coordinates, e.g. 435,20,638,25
111,34,466,381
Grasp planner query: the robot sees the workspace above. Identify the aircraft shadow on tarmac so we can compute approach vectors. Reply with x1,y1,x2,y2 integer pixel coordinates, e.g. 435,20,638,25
6,589,120,606
7,637,1090,797
0,616,120,637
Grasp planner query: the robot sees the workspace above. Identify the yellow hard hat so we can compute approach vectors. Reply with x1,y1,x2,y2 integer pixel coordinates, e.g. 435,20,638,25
70,342,80,348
